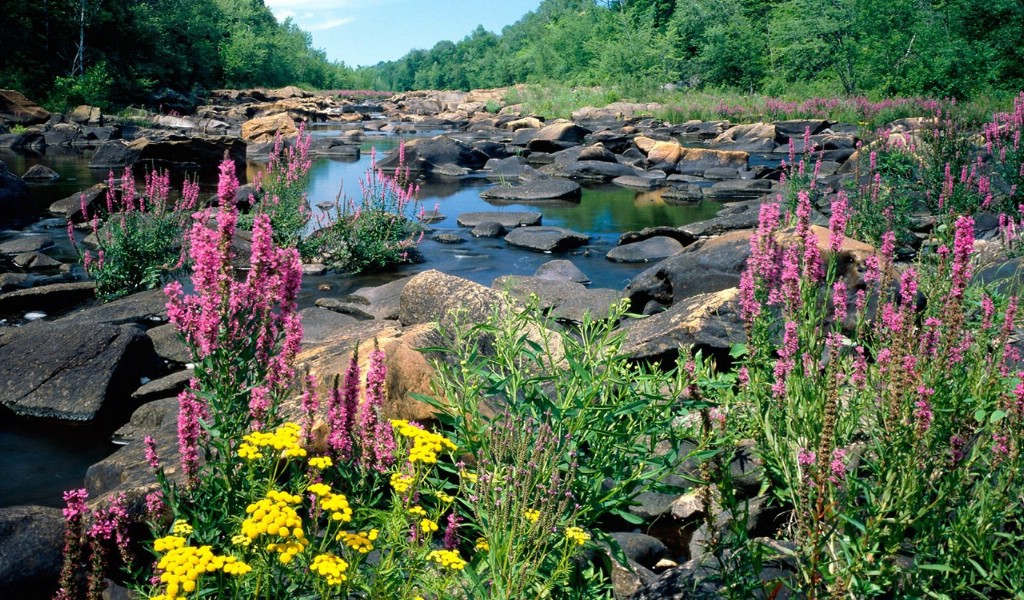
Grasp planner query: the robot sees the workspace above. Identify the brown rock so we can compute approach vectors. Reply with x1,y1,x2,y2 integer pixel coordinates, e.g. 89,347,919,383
241,113,299,143
0,89,50,125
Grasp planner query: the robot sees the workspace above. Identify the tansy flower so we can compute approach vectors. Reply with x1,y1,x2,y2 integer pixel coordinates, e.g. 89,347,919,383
475,537,489,551
420,518,439,535
310,553,349,585
408,505,427,516
307,483,331,496
230,534,251,547
337,529,378,553
426,549,467,570
460,470,478,484
390,472,414,493
320,493,353,522
237,442,263,461
308,456,333,469
565,526,590,546
153,535,186,553
524,509,541,523
434,490,455,504
171,520,192,536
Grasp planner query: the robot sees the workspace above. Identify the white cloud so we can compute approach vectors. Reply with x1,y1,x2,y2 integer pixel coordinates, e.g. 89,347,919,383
273,8,296,20
305,17,356,31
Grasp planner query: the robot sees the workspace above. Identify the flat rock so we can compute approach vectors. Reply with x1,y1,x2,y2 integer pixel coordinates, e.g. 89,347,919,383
676,147,749,176
618,226,697,247
146,322,191,364
471,221,506,238
299,306,361,345
703,179,775,201
21,164,60,181
12,252,62,269
131,369,193,402
534,259,591,284
527,122,591,152
623,288,745,361
0,505,64,598
55,288,169,326
612,175,663,190
433,232,466,244
606,236,685,263
662,185,704,205
492,275,621,323
48,183,107,222
681,201,763,237
0,321,159,421
0,281,96,315
456,211,542,228
0,234,52,254
559,160,638,181
504,226,590,253
480,178,581,202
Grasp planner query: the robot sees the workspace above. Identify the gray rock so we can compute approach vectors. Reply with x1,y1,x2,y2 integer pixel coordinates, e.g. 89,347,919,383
618,226,697,248
577,142,618,162
302,263,328,276
623,288,745,362
0,505,63,598
0,321,159,421
608,532,669,569
42,123,83,147
702,167,739,180
662,185,704,205
88,398,180,497
613,175,663,190
299,306,361,345
504,226,590,253
433,233,466,244
492,275,622,322
774,119,830,138
627,231,751,308
0,233,52,254
607,237,686,263
378,135,489,173
457,211,542,228
703,179,775,202
145,323,189,365
534,259,591,284
21,164,60,181
560,160,639,181
681,203,762,238
480,178,582,202
49,183,107,222
471,221,507,238
0,281,95,315
612,558,659,600
526,122,591,152
0,272,34,292
88,139,141,169
0,130,45,150
56,287,169,326
13,252,62,269
131,369,193,403
418,209,445,224
399,269,511,329
483,156,542,181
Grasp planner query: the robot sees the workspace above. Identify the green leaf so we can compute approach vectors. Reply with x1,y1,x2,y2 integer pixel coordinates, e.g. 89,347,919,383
989,410,1007,424
729,343,749,359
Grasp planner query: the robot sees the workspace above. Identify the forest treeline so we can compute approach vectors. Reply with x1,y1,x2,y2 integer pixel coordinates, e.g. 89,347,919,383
2,0,1023,111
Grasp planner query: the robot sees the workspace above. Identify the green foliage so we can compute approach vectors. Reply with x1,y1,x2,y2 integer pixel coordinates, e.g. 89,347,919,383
300,145,424,273
48,61,115,111
240,128,314,249
72,170,197,301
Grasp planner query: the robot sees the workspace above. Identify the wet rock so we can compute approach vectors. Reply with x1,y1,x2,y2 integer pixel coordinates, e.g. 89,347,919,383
456,211,542,228
534,259,591,284
88,139,141,169
0,321,159,421
49,183,107,222
618,226,697,248
607,236,686,263
0,272,34,292
146,323,190,365
0,130,45,150
471,221,506,238
560,160,639,181
21,164,60,181
299,306,361,345
433,232,466,244
0,281,95,315
681,201,763,237
483,156,542,181
0,505,63,599
480,178,582,202
627,231,752,308
504,226,590,253
12,251,62,269
662,185,704,205
622,288,745,362
378,135,490,173
0,233,52,254
0,160,32,224
55,288,169,326
0,89,50,124
310,137,360,158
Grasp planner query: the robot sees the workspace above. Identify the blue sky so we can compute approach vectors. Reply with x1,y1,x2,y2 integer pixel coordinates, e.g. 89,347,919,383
264,0,544,67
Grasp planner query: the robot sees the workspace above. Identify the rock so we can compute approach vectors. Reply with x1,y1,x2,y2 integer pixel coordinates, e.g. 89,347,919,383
88,140,142,169
0,321,159,421
12,252,62,270
21,164,60,181
49,183,107,223
703,179,775,202
612,558,658,600
702,167,739,180
710,123,778,152
298,306,361,345
111,396,179,444
613,175,663,190
484,156,542,181
645,139,684,165
55,288,170,326
471,221,506,238
0,272,34,292
0,233,52,254
302,263,328,276
578,143,618,163
480,179,582,203
774,119,830,138
433,232,465,244
0,160,32,224
618,226,697,248
69,104,102,126
681,201,763,237
607,236,686,263
309,137,360,158
378,135,489,173
298,323,442,423
87,399,180,498
0,130,45,150
0,505,64,598
43,122,82,146
457,211,541,228
131,369,193,403
399,269,510,329
0,89,50,124
676,148,749,176
0,281,95,315
608,532,669,569
527,121,591,152
534,259,591,284
626,231,751,308
560,160,639,181
492,275,622,323
622,288,745,362
504,226,590,253
128,135,246,170
504,116,543,131
146,323,191,365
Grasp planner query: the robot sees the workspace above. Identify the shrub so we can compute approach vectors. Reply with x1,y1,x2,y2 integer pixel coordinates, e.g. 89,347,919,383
70,169,197,301
300,143,424,273
239,125,314,249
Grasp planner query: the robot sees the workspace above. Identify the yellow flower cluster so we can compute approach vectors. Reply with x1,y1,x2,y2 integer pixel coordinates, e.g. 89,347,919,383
307,483,332,497
408,505,427,517
320,492,353,522
475,537,489,551
308,456,333,469
426,549,467,571
337,528,378,553
460,470,478,484
434,490,455,504
524,508,541,523
237,422,307,461
310,553,349,586
152,544,250,599
153,535,186,553
171,520,193,536
390,472,414,493
240,490,308,563
564,526,590,546
390,419,456,464
420,518,439,535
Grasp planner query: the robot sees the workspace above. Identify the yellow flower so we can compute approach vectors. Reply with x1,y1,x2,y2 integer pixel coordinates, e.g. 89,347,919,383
390,472,414,494
337,529,378,553
310,553,349,585
460,470,478,484
153,535,186,553
307,483,331,496
426,549,467,571
320,492,353,522
434,490,455,504
475,537,489,551
241,422,306,460
171,520,192,536
230,534,251,547
420,518,439,535
564,526,590,546
523,508,541,523
308,456,333,469
153,543,247,599
391,419,456,464
240,490,309,561
408,505,427,516
237,442,263,461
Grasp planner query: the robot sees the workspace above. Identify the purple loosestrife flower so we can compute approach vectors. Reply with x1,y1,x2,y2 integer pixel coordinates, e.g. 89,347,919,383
144,435,160,469
177,386,205,490
828,449,847,484
832,280,847,327
217,157,238,207
828,191,849,253
145,491,166,519
914,387,935,433
357,343,395,471
772,321,799,398
249,386,271,430
852,346,868,388
330,350,361,460
950,215,975,300
798,448,816,468
443,512,460,550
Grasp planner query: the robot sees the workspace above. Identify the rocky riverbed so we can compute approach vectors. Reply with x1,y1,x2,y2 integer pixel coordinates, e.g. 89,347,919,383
2,86,1022,598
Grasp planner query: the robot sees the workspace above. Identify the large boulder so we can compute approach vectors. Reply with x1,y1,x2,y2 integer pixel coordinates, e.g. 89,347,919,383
399,269,511,329
69,104,102,126
21,164,60,181
526,121,591,152
676,148,749,176
0,505,64,599
0,321,160,422
492,275,622,323
607,236,686,263
504,226,590,253
456,211,541,228
241,113,298,144
710,123,778,153
559,160,639,181
703,179,776,202
480,179,582,203
130,135,247,170
377,135,490,174
0,89,50,125
49,183,107,222
88,139,142,169
622,288,745,362
0,160,32,224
